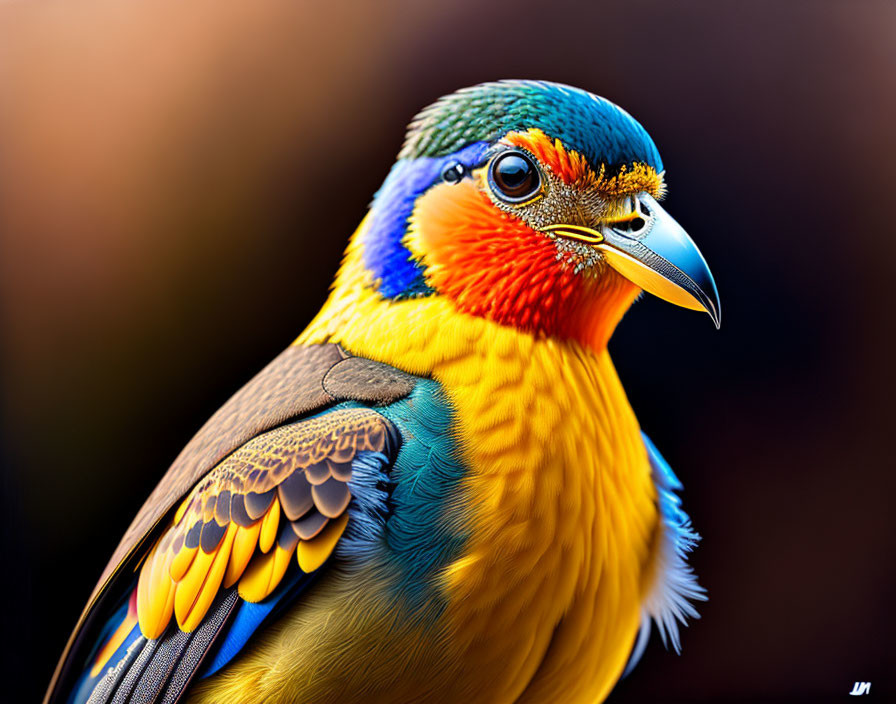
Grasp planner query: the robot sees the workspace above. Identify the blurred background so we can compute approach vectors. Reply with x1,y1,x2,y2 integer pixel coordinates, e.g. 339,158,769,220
1,0,894,701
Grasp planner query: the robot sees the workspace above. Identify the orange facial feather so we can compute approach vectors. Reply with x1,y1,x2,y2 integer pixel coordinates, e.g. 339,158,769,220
406,179,638,351
504,128,665,198
504,129,594,186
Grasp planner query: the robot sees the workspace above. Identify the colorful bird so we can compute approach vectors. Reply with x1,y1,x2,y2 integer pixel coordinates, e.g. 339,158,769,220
47,80,719,704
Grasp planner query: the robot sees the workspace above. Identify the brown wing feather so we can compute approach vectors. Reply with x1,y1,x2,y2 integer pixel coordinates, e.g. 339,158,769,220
96,344,345,608
46,343,416,703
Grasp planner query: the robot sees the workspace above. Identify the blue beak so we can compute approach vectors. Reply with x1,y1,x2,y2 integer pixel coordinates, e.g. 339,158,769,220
596,193,721,328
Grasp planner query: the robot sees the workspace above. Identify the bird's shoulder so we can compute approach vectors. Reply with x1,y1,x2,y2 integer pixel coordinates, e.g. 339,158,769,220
96,344,416,608
47,343,420,704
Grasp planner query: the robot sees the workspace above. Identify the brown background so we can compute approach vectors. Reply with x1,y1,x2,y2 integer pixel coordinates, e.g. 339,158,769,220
1,1,894,702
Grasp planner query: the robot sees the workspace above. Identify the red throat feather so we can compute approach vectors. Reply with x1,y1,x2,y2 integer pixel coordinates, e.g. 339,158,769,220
406,179,638,350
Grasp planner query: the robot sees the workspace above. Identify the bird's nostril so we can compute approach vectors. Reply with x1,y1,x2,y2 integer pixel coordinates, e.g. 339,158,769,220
613,216,646,235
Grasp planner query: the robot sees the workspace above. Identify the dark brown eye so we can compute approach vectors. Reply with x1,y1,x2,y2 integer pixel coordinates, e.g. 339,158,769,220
489,151,541,203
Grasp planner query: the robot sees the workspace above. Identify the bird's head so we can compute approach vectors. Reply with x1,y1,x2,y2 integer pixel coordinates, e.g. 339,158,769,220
359,80,720,350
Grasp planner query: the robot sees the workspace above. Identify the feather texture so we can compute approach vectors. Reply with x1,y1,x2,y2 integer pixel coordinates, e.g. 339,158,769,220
135,408,395,637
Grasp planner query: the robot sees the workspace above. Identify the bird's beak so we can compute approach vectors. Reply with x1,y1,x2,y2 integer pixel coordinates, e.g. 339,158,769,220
544,193,721,328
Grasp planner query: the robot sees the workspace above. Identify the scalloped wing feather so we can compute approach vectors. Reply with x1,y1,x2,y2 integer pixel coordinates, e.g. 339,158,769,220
135,407,395,640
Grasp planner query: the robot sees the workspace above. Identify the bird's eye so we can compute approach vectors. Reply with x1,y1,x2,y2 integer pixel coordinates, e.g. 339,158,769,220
489,151,541,203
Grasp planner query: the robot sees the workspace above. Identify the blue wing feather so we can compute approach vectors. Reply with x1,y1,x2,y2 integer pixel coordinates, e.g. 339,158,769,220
199,567,310,678
624,432,706,676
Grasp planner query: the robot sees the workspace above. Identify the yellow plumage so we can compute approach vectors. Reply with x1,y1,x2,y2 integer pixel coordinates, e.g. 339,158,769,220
187,217,662,704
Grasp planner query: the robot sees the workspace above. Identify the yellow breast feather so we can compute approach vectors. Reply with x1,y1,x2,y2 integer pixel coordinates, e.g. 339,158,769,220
289,219,661,703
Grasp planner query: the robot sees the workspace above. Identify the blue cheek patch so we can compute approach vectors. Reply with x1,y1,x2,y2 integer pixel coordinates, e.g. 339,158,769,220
362,141,490,299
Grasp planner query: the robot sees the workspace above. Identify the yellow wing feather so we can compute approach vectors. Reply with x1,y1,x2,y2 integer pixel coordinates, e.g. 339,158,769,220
297,513,349,573
223,522,261,588
258,498,280,554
